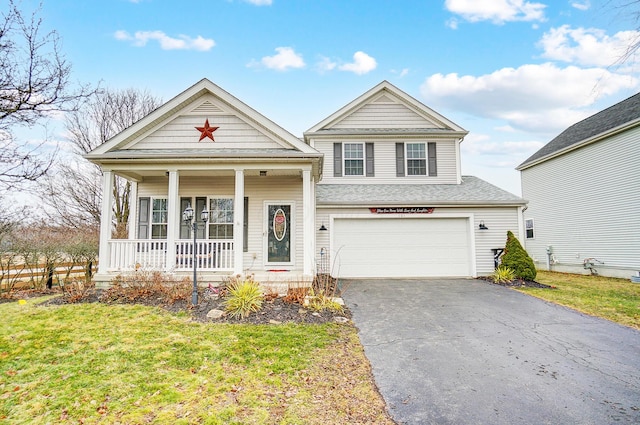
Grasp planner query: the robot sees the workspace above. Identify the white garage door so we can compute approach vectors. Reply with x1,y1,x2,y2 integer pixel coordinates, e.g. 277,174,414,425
333,217,472,278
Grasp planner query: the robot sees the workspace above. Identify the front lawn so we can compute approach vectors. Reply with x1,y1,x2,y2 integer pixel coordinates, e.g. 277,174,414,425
517,271,640,330
0,299,394,424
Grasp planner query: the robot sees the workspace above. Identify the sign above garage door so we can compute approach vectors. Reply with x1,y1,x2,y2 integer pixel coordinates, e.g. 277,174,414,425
369,207,435,214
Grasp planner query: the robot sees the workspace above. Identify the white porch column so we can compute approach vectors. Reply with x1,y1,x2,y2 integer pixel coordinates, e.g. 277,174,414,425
127,181,138,240
165,170,179,271
302,169,315,278
234,169,245,275
97,170,114,275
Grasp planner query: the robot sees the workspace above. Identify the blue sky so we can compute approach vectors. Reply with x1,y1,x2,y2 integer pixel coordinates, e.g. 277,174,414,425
14,0,640,196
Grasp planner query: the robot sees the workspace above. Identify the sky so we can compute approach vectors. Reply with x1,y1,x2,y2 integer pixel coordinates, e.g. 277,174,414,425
10,0,640,198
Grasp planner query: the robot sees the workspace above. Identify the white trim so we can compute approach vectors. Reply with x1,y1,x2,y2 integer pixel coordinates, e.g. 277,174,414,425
234,169,245,275
302,170,314,277
128,181,138,240
328,212,477,277
165,170,179,271
98,171,114,275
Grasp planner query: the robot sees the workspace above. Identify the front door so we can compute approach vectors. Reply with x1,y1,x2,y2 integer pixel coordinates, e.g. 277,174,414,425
266,203,293,264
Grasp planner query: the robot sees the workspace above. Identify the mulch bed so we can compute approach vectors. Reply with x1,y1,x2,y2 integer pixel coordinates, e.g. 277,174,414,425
14,287,351,325
478,277,555,289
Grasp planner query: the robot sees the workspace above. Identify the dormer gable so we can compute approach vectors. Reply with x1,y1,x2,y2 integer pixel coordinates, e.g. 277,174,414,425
304,80,467,136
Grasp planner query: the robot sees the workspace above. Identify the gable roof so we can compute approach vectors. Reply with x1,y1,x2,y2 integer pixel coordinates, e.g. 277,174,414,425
303,80,468,138
85,78,319,159
517,91,640,170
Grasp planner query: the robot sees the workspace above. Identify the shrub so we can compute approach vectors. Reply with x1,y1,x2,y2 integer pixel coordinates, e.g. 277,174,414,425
103,270,191,304
224,278,263,319
491,266,515,283
501,231,537,281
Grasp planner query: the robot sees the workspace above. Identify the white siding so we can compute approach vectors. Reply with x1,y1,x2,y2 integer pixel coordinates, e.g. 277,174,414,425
137,175,305,274
316,206,521,277
332,103,440,129
521,128,640,277
133,115,285,150
314,139,459,185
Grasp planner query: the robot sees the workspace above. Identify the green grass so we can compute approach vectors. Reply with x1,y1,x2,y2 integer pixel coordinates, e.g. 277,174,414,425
517,271,640,329
0,300,393,424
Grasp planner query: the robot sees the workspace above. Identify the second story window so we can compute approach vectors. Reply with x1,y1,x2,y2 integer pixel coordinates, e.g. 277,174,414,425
344,143,364,176
406,143,427,175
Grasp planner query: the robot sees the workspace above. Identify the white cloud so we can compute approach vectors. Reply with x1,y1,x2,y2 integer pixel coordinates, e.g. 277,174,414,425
338,51,377,75
315,56,337,73
420,62,638,133
538,25,640,67
444,0,546,24
257,47,305,71
114,30,215,51
571,0,590,11
244,0,272,4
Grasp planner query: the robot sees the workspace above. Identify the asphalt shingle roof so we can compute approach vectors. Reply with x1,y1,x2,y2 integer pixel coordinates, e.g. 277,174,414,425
316,176,525,206
518,91,640,169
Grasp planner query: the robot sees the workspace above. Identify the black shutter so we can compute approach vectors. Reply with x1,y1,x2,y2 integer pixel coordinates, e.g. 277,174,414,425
243,197,249,252
137,197,150,239
333,143,342,177
428,142,437,176
396,143,405,177
195,197,207,239
180,197,191,239
366,142,375,177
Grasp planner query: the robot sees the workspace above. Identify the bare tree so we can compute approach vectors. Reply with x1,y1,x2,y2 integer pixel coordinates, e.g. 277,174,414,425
0,1,94,188
40,88,161,235
602,0,640,65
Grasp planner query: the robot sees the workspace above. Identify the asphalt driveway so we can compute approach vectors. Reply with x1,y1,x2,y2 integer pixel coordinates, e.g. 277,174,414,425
342,278,640,425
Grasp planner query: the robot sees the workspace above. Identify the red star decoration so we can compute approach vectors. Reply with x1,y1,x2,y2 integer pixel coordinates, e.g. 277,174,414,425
195,119,219,141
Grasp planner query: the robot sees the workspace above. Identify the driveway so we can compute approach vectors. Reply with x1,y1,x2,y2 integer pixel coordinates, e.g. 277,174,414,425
342,278,640,425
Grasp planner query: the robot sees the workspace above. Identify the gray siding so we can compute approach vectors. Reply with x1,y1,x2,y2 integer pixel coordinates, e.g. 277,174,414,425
521,127,640,277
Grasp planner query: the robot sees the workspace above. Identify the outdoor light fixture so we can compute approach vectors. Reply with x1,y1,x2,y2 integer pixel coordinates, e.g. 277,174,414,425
479,220,488,230
183,203,208,305
319,223,327,231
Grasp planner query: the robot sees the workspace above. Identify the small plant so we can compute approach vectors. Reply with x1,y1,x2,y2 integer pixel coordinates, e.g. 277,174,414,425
491,266,515,283
305,289,344,313
284,285,309,304
501,231,537,281
224,278,263,319
60,279,96,303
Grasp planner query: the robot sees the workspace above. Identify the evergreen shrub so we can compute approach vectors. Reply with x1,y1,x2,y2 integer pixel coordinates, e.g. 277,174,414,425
501,231,537,281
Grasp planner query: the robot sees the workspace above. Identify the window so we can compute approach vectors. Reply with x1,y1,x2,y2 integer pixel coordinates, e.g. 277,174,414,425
396,142,437,177
344,143,364,176
406,143,427,175
151,198,168,239
525,219,534,239
209,198,234,239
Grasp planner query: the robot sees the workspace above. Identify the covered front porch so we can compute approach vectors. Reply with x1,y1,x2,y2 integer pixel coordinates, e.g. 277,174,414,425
94,165,320,287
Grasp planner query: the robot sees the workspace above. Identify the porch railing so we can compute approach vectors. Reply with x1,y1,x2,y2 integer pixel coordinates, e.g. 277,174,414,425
106,239,234,272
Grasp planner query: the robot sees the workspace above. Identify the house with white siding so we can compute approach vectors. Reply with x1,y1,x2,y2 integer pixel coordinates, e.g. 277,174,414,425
86,79,526,286
517,92,640,279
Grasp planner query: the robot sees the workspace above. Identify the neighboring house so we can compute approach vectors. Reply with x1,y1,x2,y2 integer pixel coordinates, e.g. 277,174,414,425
86,79,526,286
517,93,640,278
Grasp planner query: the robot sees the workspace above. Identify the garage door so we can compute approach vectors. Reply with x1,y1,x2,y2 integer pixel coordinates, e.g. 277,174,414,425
332,217,471,278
